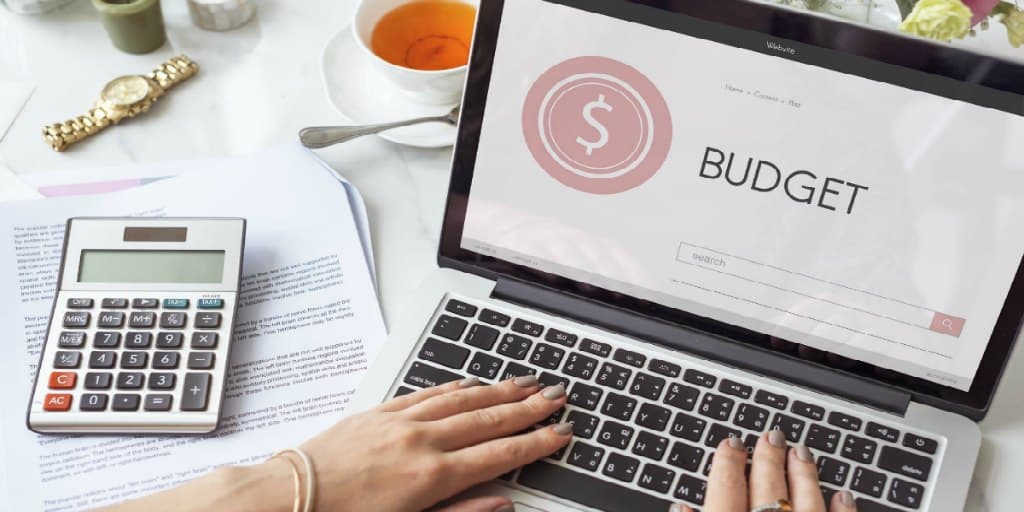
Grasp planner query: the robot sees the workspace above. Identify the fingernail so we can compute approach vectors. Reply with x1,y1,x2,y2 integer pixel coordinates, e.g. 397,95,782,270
552,422,573,435
839,490,855,506
795,445,815,463
458,377,480,388
727,436,744,450
668,504,690,512
542,383,566,399
768,429,787,448
494,504,515,512
514,375,538,387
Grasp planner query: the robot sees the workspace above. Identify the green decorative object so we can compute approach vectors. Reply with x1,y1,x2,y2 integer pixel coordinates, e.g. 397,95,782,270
92,0,167,55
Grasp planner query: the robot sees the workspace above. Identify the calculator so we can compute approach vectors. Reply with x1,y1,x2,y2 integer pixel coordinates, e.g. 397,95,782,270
27,217,246,434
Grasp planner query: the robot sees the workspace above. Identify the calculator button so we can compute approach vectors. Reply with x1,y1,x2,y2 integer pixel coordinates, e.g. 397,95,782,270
191,332,218,349
43,394,73,411
156,332,184,349
188,352,215,369
97,312,125,328
121,352,148,369
128,312,156,328
197,298,224,309
84,372,113,389
181,373,212,411
116,372,145,389
112,394,141,411
144,394,173,411
88,351,117,369
79,393,108,411
54,351,82,368
125,332,153,349
67,298,93,309
152,351,181,369
94,331,121,348
63,312,90,328
58,332,86,348
102,298,128,309
163,298,189,309
48,372,77,389
159,312,188,329
132,298,159,309
149,373,176,389
195,312,222,329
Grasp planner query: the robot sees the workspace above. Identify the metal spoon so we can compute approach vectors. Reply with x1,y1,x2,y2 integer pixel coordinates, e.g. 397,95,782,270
298,106,460,149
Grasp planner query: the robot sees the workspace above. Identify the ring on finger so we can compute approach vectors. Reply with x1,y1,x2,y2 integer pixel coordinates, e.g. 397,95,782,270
750,498,793,512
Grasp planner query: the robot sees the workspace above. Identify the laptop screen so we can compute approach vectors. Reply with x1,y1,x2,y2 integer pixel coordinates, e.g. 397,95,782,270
458,0,1024,393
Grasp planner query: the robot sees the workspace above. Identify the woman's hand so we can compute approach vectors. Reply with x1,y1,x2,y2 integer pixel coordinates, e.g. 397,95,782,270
671,431,857,512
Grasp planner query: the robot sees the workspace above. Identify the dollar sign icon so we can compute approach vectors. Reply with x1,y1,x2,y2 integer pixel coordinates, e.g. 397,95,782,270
575,94,613,156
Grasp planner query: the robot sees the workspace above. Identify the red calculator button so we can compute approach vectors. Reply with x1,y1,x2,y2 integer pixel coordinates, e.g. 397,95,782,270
49,372,77,389
43,393,72,411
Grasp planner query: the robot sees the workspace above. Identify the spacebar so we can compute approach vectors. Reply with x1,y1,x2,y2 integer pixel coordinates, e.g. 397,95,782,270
517,462,673,512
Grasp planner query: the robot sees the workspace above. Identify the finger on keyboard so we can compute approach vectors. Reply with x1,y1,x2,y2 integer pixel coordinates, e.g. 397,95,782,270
749,431,790,508
448,423,573,486
829,489,857,512
403,375,541,421
377,377,474,413
433,384,568,449
704,437,748,512
788,445,826,512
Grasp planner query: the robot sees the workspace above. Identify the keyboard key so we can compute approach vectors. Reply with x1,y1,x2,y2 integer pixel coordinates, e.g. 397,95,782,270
63,312,90,328
566,410,600,438
188,352,216,370
664,383,699,411
160,312,188,329
670,412,707,442
144,394,173,411
683,368,716,388
636,402,672,432
865,422,900,443
79,393,107,411
674,473,707,505
58,332,86,348
163,298,189,309
705,423,741,448
828,411,862,431
632,431,669,461
877,446,932,482
466,352,503,379
54,351,81,368
629,372,665,401
698,393,735,422
602,392,638,421
195,312,221,329
770,413,806,443
563,352,598,380
598,421,635,450
851,466,887,498
48,371,76,389
393,386,415,397
888,478,924,509
117,372,145,389
444,299,477,317
648,359,681,378
432,315,468,341
638,464,676,494
479,308,510,327
94,331,120,348
67,298,93,309
612,348,646,368
499,362,536,381
754,389,789,410
149,372,176,390
603,452,640,483
153,351,180,369
511,318,544,337
112,393,141,411
102,298,128,309
816,456,851,486
596,362,632,390
743,433,759,455
43,393,72,411
190,332,217,349
197,298,224,309
568,382,603,410
856,499,902,512
465,324,500,350
97,311,125,328
529,343,565,369
121,352,148,369
518,460,672,511
719,379,752,399
404,362,462,388
125,332,152,349
419,338,470,369
580,338,612,357
667,441,705,472
132,298,158,309
733,403,770,431
497,333,533,360
820,485,838,505
181,373,212,411
903,433,938,455
544,328,577,347
128,311,156,328
841,435,877,464
88,351,116,369
805,424,841,454
791,400,825,421
538,372,569,390
567,442,605,472
84,372,112,389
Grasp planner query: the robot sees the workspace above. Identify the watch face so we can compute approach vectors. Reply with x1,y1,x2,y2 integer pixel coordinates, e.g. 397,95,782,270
101,76,151,106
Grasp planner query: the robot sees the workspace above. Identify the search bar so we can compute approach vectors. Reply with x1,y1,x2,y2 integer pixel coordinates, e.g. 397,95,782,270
675,242,966,338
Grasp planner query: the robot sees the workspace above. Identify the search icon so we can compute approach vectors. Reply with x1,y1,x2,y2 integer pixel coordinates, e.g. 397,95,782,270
930,313,965,338
941,318,954,330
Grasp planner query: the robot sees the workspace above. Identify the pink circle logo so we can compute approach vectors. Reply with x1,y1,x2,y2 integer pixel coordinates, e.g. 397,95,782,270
522,56,672,194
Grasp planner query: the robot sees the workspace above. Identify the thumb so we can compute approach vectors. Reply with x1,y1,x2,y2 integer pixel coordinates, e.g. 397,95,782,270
434,495,515,512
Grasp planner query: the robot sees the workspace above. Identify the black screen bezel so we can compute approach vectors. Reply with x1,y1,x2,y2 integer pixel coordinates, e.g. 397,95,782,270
440,0,1024,417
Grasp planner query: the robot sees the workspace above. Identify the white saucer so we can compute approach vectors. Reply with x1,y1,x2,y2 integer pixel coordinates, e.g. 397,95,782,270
320,26,459,148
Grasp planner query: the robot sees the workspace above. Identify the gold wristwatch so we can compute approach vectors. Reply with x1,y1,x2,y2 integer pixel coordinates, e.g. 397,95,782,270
42,55,199,152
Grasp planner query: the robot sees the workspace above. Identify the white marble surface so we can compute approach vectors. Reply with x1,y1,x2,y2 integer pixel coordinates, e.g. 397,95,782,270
0,1,1021,510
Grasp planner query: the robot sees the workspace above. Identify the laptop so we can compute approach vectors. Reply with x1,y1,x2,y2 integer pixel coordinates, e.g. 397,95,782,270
349,0,1024,510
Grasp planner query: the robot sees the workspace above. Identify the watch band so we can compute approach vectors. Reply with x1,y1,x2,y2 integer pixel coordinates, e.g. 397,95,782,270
42,107,113,153
148,55,200,91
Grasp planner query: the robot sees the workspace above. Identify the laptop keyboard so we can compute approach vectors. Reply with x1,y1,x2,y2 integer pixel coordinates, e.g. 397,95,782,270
393,297,940,512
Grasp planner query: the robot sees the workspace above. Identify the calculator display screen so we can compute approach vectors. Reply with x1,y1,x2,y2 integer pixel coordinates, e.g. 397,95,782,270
77,250,226,284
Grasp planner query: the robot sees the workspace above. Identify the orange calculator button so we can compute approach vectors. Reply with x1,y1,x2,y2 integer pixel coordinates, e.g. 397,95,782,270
43,394,72,411
48,372,77,389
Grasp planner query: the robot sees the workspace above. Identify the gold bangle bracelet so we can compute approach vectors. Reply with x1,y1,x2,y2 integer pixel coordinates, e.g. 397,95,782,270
273,448,317,512
273,452,302,512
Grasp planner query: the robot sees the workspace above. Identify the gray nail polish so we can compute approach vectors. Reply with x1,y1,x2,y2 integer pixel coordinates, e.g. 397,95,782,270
839,490,855,506
458,377,480,388
667,504,687,512
727,436,744,450
494,504,515,512
795,445,815,463
514,375,538,387
542,383,566,399
768,429,787,448
552,422,573,435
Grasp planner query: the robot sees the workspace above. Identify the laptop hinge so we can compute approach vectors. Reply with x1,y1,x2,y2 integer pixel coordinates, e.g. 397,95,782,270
492,277,911,416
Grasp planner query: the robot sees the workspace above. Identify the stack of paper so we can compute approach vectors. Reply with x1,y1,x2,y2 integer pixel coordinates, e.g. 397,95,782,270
0,145,387,511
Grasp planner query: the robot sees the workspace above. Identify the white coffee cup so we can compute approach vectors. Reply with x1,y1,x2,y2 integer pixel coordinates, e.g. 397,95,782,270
352,0,478,105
